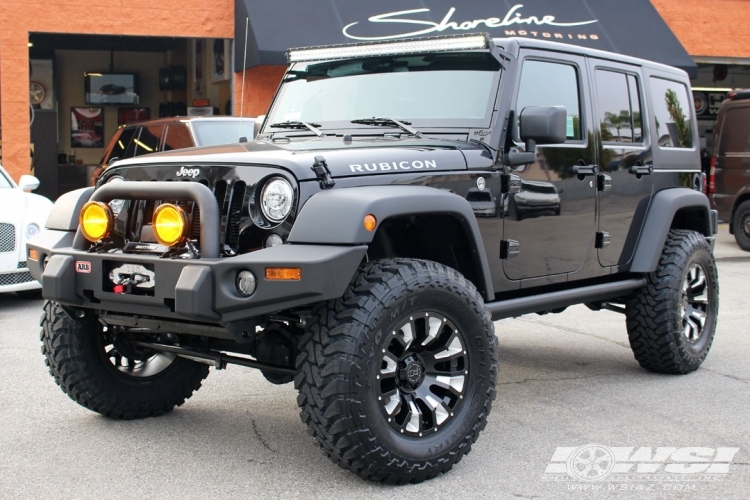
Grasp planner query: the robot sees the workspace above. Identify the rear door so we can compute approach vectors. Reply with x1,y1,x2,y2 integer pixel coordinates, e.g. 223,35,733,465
503,51,597,281
588,59,655,268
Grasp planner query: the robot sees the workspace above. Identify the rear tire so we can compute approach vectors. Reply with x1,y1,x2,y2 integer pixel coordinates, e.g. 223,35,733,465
626,230,719,374
732,200,750,251
40,301,209,419
295,259,498,484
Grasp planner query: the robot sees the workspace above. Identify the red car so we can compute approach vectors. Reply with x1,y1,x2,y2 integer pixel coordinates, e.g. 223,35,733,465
91,116,259,185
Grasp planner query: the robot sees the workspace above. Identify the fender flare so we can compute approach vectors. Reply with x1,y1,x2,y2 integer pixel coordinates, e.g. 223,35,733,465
45,187,94,231
629,188,713,273
288,185,495,300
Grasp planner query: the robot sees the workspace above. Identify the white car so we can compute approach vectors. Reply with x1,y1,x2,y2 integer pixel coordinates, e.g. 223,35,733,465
0,165,52,296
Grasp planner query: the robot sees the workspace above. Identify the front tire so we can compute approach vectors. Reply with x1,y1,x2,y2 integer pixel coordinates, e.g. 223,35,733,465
295,259,498,483
732,200,750,251
626,230,719,374
40,301,209,419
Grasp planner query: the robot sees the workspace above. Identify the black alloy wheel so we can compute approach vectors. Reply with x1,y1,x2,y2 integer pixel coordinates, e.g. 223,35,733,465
376,312,468,437
626,229,719,374
41,301,209,419
295,259,498,484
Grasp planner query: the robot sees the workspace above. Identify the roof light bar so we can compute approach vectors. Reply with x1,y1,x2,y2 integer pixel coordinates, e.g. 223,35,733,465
287,33,492,63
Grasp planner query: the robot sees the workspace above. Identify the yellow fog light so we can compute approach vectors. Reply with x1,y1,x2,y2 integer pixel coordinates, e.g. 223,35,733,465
152,203,188,247
80,201,113,242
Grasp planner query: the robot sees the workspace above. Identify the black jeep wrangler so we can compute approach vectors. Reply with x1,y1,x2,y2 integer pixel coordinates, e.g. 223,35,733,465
28,34,719,484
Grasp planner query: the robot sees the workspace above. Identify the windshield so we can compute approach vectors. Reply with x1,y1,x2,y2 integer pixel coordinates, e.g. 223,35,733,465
0,168,12,189
193,121,256,145
266,53,501,132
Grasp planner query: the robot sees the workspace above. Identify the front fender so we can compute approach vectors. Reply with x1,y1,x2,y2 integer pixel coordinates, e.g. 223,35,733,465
45,187,94,231
288,185,494,300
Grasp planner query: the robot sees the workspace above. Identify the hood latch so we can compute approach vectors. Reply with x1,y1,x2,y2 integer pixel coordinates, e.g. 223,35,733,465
311,155,335,189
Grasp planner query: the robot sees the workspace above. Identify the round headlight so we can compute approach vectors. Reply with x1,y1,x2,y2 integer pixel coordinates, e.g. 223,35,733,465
80,201,113,242
152,203,188,247
107,176,126,216
260,178,294,223
25,223,40,240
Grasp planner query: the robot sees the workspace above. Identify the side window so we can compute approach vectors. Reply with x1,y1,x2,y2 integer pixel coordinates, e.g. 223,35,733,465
649,77,693,148
132,125,164,156
595,69,643,144
719,107,750,154
516,60,582,141
163,124,195,151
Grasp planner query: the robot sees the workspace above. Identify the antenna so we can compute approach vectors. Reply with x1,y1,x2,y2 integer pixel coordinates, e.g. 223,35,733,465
239,17,249,142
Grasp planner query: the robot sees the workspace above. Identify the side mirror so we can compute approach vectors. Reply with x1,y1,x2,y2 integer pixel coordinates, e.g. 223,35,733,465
18,174,40,192
253,114,266,140
519,106,567,146
505,106,567,167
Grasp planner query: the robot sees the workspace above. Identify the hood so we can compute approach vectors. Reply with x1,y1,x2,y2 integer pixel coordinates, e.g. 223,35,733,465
111,136,492,181
0,188,29,222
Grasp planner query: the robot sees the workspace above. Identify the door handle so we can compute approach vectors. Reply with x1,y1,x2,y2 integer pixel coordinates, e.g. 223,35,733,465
628,164,654,177
571,164,599,179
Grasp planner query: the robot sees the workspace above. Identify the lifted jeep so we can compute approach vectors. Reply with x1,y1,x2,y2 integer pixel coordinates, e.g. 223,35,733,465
28,34,718,484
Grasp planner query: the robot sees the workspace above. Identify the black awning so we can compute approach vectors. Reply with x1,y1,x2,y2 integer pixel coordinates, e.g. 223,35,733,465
235,0,697,78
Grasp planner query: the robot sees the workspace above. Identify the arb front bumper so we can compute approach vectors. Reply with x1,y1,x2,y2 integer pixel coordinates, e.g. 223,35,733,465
27,181,366,326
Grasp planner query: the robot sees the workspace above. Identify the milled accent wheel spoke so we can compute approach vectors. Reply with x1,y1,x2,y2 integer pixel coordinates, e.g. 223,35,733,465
681,263,710,344
405,399,421,433
424,373,465,395
382,389,401,416
380,353,398,376
420,315,445,346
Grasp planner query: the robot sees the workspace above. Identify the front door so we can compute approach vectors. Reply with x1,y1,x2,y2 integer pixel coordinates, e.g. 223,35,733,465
503,52,597,281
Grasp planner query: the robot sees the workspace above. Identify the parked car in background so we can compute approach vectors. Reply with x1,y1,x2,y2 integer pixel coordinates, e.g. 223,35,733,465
707,89,750,250
90,116,259,185
0,165,52,297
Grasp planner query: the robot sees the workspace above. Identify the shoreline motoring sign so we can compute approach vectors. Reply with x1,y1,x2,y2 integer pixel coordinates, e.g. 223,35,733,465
235,0,697,77
341,5,599,41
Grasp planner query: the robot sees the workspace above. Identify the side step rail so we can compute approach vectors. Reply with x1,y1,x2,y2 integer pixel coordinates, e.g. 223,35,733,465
486,278,646,321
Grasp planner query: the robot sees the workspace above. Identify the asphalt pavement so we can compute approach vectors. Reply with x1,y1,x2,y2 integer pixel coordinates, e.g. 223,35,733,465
0,226,748,499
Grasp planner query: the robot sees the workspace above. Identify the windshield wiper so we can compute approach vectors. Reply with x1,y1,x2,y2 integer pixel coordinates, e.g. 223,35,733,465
268,120,325,137
350,117,421,137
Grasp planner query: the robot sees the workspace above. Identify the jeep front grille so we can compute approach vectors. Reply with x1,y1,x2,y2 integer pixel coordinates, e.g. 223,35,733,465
124,179,247,252
0,223,15,252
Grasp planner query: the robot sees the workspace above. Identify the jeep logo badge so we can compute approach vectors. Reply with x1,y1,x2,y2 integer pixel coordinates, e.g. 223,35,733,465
176,166,200,178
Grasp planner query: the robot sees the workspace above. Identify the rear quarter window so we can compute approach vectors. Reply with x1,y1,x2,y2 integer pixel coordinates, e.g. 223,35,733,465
649,77,694,149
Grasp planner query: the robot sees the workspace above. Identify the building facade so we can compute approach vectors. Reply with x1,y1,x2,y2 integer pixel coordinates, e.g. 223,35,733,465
2,1,750,197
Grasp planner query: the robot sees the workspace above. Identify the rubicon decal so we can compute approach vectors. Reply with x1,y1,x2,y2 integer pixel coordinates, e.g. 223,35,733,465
75,261,92,273
349,160,437,173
